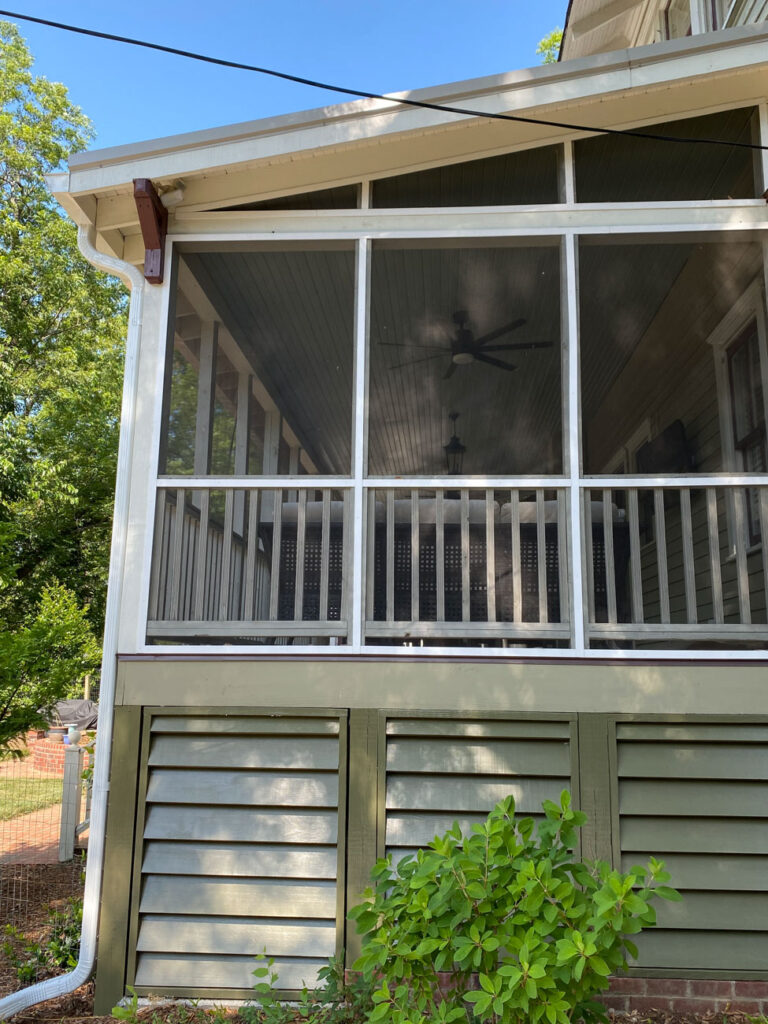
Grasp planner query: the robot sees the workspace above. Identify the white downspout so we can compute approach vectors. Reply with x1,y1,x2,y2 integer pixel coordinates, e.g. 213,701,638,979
0,226,145,1019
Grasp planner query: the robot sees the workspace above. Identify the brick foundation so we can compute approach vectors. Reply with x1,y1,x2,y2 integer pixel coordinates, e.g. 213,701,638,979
604,977,768,1015
30,737,91,775
345,972,768,1015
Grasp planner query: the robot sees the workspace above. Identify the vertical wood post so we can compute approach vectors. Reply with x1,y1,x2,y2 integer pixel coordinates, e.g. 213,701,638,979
194,322,218,478
59,746,84,862
94,706,143,1015
576,715,614,865
345,710,381,965
262,410,282,521
233,372,252,534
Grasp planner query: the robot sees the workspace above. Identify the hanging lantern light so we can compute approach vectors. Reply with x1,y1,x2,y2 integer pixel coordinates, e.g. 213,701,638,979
443,411,466,475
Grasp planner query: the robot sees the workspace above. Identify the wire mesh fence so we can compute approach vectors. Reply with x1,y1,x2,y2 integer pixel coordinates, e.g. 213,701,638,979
0,735,88,933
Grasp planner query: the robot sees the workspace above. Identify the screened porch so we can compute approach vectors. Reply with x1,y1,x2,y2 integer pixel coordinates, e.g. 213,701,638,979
146,112,768,652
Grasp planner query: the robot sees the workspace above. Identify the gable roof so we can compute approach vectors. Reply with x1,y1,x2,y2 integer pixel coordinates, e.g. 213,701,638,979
48,21,768,266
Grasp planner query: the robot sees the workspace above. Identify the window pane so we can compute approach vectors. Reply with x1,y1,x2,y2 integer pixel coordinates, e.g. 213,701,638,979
729,323,763,446
579,236,766,475
371,146,561,207
575,108,758,202
160,245,355,476
367,241,562,476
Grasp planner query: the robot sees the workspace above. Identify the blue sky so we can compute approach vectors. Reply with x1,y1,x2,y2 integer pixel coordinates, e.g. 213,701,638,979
4,1,566,151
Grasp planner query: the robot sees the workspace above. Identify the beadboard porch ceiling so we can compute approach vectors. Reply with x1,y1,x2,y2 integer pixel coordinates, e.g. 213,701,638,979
176,236,762,477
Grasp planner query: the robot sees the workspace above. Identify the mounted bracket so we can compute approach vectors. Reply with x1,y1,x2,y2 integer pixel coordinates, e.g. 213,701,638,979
133,178,168,283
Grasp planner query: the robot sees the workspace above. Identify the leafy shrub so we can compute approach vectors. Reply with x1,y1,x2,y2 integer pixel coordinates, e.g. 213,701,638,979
2,896,82,983
241,954,373,1024
349,791,680,1024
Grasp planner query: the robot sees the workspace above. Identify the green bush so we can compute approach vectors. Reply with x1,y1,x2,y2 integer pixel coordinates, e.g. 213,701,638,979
241,954,372,1024
349,791,680,1024
2,896,82,983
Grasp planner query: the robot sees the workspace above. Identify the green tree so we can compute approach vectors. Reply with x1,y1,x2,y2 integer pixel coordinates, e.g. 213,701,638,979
536,28,563,64
0,584,100,754
0,20,126,748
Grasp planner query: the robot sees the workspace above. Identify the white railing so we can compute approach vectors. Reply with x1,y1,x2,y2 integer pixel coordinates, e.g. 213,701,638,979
585,484,768,645
147,486,351,641
364,488,570,644
147,482,768,648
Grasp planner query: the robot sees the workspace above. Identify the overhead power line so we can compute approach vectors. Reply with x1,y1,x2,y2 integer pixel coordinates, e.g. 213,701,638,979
1,8,767,152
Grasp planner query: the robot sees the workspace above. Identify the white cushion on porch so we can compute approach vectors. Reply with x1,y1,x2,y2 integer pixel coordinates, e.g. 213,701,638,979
498,500,625,524
374,498,498,525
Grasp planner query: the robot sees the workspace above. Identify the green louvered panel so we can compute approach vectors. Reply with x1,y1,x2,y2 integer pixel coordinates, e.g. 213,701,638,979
384,717,573,864
615,720,768,973
134,713,343,994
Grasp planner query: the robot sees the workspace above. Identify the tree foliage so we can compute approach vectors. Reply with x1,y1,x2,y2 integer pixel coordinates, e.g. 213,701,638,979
0,20,126,748
0,583,100,753
536,28,563,64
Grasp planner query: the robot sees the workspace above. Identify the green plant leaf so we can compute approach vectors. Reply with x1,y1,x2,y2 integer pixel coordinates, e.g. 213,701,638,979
654,885,683,901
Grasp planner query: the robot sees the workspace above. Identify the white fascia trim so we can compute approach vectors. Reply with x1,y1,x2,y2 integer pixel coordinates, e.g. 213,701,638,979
0,229,144,1019
62,22,768,199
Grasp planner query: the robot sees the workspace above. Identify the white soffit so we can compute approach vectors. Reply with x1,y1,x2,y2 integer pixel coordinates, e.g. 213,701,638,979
50,22,768,228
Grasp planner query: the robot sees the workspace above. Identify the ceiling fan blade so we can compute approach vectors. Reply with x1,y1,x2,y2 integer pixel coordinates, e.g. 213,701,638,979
474,354,517,372
473,318,527,346
378,342,449,351
443,361,458,380
389,353,444,371
480,341,554,353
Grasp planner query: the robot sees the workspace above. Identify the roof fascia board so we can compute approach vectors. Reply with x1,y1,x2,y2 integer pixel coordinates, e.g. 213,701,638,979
63,22,768,201
46,172,98,227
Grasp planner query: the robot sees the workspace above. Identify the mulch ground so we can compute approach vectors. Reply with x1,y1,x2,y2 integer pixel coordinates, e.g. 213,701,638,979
0,870,761,1023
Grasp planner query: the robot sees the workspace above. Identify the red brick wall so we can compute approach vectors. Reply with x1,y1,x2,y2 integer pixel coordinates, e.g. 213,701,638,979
605,977,768,1015
347,972,768,1014
31,737,91,775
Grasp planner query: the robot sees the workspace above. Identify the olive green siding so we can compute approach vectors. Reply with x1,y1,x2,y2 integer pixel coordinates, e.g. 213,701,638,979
97,661,768,1005
614,720,768,973
94,706,143,1015
382,715,576,865
128,710,347,999
115,658,768,715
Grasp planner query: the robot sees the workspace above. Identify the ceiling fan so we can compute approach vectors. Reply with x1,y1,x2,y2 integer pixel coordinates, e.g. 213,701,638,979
382,310,553,379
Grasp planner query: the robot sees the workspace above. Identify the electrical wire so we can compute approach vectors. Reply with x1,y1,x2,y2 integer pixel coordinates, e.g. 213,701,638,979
1,7,767,151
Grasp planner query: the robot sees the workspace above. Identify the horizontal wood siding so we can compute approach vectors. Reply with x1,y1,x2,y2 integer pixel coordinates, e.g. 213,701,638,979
134,953,327,991
134,713,343,993
384,717,573,863
615,721,768,972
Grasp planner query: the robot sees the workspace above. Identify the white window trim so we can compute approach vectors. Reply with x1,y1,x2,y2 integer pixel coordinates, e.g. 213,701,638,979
708,276,768,552
603,419,653,475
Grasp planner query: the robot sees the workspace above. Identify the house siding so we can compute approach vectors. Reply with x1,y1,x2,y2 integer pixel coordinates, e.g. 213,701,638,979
96,660,768,1007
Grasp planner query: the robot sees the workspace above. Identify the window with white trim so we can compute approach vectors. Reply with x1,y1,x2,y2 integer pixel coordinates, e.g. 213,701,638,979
727,320,767,543
709,280,768,550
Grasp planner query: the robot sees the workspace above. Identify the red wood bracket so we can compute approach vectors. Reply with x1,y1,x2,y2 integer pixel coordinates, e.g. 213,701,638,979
133,178,168,284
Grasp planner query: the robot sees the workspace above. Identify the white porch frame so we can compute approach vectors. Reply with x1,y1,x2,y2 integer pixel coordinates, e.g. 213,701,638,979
118,116,768,661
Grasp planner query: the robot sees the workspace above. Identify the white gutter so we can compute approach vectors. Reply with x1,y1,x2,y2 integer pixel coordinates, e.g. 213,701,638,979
0,227,145,1020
